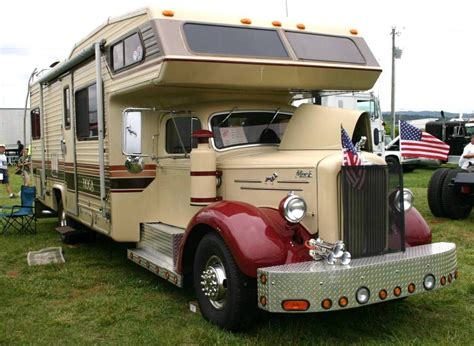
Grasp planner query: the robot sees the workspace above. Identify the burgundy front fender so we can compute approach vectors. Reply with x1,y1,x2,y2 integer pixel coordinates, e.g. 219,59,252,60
177,201,312,278
405,207,432,246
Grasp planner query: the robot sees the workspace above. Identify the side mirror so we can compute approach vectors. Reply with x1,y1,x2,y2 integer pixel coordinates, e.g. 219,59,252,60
123,111,142,155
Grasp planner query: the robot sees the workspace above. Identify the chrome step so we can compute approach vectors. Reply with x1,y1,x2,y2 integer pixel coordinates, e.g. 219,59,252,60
128,248,183,287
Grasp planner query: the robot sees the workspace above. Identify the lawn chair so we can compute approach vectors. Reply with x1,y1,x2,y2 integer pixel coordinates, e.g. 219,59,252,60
0,186,36,234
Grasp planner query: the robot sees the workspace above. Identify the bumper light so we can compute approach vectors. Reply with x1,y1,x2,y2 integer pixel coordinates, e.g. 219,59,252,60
338,296,348,307
393,286,402,297
423,274,436,290
321,299,332,310
356,287,370,304
279,192,307,223
379,289,388,300
408,283,416,293
282,300,309,311
440,276,446,286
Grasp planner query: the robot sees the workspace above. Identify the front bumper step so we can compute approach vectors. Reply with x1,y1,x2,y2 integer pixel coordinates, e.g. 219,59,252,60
257,242,457,313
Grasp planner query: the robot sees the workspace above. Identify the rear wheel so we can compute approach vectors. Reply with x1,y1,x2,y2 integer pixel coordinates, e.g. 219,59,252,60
193,233,256,331
427,168,449,217
441,169,472,219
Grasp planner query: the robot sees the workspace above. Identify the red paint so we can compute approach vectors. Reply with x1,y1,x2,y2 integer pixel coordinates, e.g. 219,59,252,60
178,201,312,277
405,207,432,246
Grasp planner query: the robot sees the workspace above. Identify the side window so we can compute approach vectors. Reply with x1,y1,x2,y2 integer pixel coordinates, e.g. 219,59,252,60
75,84,99,140
111,33,144,72
63,87,71,129
31,108,41,140
166,117,201,154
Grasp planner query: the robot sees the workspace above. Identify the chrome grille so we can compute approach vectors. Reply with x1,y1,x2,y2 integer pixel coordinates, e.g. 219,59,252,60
341,165,389,258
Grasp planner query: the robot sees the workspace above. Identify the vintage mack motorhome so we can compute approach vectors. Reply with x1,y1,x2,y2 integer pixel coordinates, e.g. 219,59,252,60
29,7,457,330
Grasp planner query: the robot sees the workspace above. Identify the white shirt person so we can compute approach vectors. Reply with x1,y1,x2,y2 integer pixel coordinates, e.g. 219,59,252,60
459,134,474,169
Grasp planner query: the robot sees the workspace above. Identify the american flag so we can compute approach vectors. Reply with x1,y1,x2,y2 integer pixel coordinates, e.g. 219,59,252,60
399,120,450,161
341,127,365,189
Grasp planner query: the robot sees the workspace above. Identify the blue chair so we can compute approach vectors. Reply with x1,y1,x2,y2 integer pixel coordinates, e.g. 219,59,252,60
0,186,36,234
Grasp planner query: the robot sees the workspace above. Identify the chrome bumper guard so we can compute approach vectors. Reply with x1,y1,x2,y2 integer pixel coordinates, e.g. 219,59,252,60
257,242,457,313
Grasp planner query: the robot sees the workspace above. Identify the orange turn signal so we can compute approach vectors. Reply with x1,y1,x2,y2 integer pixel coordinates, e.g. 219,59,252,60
162,10,174,17
350,28,358,35
260,274,267,285
296,23,306,30
272,21,282,27
241,18,252,25
379,289,388,300
393,286,402,297
321,299,332,310
440,276,446,286
260,296,267,306
408,283,416,294
338,296,349,307
282,300,309,311
448,273,453,283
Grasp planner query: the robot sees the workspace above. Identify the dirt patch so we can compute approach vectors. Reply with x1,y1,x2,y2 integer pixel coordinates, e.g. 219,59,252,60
70,284,107,299
6,271,20,278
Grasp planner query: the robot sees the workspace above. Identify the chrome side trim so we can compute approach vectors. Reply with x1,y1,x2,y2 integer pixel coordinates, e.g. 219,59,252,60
241,187,303,192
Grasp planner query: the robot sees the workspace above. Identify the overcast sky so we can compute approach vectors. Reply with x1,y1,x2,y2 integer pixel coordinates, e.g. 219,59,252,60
0,0,472,113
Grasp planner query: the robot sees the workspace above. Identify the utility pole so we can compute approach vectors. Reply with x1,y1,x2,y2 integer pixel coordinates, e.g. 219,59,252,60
391,27,402,138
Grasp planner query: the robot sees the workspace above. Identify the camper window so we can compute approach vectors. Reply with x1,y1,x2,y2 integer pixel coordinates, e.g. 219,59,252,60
165,117,201,154
75,84,100,140
112,33,144,71
183,23,289,58
63,87,71,129
31,108,41,140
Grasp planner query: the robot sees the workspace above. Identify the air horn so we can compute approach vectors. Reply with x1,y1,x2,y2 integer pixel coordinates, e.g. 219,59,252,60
305,238,352,265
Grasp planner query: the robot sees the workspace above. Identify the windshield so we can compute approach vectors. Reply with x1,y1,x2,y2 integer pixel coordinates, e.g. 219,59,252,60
210,110,292,149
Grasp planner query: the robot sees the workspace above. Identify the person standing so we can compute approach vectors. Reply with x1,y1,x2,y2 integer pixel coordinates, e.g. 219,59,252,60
459,134,474,169
17,140,24,157
0,144,15,198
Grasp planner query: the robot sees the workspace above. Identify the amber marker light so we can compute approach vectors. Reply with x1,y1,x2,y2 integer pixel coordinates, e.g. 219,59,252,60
408,283,416,294
282,300,310,311
338,297,349,307
350,28,358,35
272,21,282,27
260,273,267,285
260,296,267,306
440,276,446,286
379,289,388,300
393,286,402,297
162,10,174,17
321,299,332,310
296,23,306,30
241,18,252,25
448,273,453,283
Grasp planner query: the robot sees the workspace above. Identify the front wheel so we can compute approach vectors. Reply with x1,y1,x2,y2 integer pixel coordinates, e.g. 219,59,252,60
193,233,256,331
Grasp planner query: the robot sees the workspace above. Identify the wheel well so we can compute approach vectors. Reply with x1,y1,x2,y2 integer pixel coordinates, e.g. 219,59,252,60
181,224,215,287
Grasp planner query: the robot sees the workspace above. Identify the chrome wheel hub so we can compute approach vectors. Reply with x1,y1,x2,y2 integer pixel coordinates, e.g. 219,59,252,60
200,255,227,309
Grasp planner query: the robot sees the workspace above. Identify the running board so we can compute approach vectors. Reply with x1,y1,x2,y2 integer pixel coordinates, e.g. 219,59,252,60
128,248,183,287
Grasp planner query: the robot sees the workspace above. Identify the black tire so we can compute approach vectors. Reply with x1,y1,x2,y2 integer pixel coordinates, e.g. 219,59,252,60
441,169,472,220
193,233,256,331
427,168,449,217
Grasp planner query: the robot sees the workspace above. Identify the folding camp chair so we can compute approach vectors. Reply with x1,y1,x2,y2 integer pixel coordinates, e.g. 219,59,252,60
0,186,36,234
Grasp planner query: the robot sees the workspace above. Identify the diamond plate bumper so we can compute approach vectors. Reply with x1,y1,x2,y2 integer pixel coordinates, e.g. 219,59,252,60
257,242,457,313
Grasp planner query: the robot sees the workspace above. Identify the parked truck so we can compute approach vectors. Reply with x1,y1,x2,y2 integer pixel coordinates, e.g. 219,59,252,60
29,7,457,330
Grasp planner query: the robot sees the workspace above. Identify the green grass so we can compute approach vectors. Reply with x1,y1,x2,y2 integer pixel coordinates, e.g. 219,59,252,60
1,166,473,344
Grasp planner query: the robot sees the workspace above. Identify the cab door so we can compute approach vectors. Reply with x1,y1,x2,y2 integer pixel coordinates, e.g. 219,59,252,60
61,74,78,215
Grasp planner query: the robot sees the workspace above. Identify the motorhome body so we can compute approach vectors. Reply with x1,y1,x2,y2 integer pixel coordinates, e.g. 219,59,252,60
29,7,457,330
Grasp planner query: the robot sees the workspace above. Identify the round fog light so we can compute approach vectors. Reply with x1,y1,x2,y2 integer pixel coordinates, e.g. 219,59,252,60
356,287,370,304
423,274,436,290
279,193,307,223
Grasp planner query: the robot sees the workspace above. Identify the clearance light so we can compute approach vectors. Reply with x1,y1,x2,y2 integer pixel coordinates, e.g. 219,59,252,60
461,186,471,194
393,286,402,297
423,274,436,290
356,287,370,304
272,21,282,27
379,289,388,300
162,10,174,17
338,297,348,307
440,276,446,286
448,273,453,283
282,300,310,311
321,299,332,310
241,18,252,25
260,273,267,285
296,23,306,30
350,28,358,35
260,296,267,306
408,283,416,294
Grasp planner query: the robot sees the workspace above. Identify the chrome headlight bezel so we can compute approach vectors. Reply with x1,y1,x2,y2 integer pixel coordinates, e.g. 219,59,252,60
281,194,307,224
395,188,414,212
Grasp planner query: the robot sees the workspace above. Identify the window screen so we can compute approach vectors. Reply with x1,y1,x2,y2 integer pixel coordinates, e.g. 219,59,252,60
75,84,99,140
166,117,201,154
111,33,144,71
63,87,71,129
184,23,289,58
31,108,41,140
285,31,365,64
210,111,292,149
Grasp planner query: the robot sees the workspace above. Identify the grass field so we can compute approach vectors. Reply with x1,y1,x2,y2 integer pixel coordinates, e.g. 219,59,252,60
0,166,473,344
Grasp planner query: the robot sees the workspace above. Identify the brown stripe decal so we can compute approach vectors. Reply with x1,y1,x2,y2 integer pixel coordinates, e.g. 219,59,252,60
190,197,223,203
190,171,221,177
110,178,155,190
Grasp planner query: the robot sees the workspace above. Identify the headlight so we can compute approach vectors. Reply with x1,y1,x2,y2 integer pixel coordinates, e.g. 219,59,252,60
423,274,436,290
280,193,307,223
356,287,370,304
395,188,414,212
